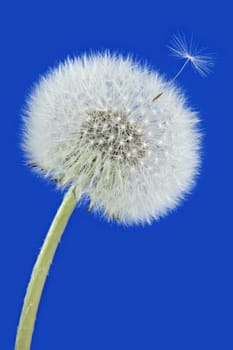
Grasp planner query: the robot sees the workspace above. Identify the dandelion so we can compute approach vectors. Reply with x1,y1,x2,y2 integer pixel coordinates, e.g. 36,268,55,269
15,37,211,350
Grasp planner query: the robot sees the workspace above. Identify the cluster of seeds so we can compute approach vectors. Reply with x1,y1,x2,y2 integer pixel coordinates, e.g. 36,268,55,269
79,109,148,166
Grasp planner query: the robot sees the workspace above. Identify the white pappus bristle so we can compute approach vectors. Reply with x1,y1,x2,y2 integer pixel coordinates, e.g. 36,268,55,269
168,33,214,77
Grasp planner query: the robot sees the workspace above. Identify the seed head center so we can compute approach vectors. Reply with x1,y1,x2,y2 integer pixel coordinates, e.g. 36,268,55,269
79,109,147,165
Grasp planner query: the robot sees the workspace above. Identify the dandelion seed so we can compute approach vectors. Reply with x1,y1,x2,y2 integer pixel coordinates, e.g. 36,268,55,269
168,32,214,78
152,33,214,102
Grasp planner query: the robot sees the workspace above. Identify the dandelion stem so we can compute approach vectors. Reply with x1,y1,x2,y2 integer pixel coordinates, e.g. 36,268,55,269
15,186,78,350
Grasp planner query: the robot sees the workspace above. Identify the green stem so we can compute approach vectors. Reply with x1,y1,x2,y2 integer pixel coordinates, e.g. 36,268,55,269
15,186,78,350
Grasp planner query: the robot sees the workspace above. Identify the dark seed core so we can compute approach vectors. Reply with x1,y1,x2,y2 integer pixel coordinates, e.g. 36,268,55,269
79,109,148,166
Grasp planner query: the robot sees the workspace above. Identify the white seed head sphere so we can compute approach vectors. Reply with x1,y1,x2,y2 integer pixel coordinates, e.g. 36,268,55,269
23,52,201,225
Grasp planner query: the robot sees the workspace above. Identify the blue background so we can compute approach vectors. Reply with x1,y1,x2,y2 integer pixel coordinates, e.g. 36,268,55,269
1,1,232,349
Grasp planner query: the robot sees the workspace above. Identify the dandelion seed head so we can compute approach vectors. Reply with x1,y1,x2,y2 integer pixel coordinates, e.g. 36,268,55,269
23,52,201,225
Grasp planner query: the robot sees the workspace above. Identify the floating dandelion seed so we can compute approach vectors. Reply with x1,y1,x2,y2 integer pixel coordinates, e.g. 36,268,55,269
152,33,214,101
168,33,214,78
16,37,212,350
